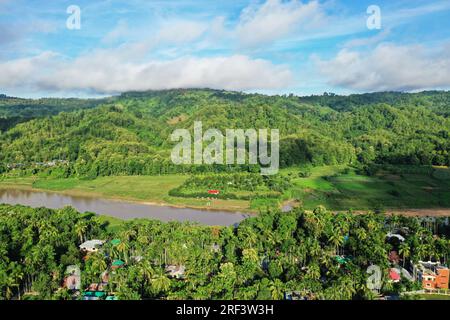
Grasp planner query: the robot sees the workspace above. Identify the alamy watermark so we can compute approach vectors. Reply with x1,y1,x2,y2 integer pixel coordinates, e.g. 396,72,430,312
66,5,81,30
170,121,279,175
366,265,382,292
367,5,382,30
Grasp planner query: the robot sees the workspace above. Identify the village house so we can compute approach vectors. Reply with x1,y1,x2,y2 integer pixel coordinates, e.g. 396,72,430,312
63,265,81,291
414,261,449,290
79,240,104,253
389,268,401,283
111,260,125,270
165,265,186,279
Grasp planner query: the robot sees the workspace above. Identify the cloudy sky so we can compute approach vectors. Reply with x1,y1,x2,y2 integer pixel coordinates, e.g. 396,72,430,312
1,0,450,97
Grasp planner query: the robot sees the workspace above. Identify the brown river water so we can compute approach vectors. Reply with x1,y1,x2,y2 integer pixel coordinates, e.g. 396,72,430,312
0,189,250,226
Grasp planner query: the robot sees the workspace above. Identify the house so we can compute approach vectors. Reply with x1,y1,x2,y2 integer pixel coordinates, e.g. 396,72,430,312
389,268,401,283
82,290,106,301
131,255,143,263
422,267,449,290
284,291,314,301
111,260,125,270
101,271,109,284
207,190,220,195
79,240,104,253
335,255,351,265
65,275,79,290
414,261,449,290
210,243,221,253
64,265,81,290
165,265,186,279
111,239,121,246
386,233,406,242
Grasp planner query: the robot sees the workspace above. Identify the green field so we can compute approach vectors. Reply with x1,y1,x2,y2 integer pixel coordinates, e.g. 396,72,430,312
0,174,251,212
284,166,450,211
415,294,450,300
1,165,449,213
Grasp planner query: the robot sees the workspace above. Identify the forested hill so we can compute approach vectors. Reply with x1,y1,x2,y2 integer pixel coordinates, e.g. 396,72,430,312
0,89,449,177
298,91,450,115
0,94,109,131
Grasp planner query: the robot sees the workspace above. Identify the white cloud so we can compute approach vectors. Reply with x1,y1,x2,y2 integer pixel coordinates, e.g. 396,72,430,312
156,20,208,44
316,43,450,92
236,0,325,47
102,20,129,44
0,51,59,87
101,19,209,55
343,29,391,49
0,51,293,94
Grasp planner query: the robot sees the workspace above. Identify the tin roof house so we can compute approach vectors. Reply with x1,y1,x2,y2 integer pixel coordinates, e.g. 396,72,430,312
79,240,104,253
165,265,186,279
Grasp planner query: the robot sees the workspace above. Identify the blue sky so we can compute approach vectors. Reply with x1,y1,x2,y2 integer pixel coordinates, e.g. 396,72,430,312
1,0,450,97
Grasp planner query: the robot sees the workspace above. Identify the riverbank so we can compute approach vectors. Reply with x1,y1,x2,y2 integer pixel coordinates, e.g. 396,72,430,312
1,166,450,217
0,175,254,213
0,188,251,226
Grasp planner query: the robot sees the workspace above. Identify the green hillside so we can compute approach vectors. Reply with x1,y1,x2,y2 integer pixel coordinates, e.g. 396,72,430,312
0,89,449,178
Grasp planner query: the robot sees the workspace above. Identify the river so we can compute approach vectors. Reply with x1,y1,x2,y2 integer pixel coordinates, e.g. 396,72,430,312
0,188,250,226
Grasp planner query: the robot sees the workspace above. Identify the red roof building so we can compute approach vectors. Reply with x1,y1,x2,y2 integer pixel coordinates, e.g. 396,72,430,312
422,267,449,290
389,268,401,282
208,190,220,195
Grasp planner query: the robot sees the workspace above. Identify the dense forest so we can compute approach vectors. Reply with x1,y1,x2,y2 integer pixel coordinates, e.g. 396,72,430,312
0,89,449,178
1,204,449,300
0,94,107,132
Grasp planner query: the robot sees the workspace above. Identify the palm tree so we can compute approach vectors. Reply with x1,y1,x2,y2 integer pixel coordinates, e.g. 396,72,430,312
398,242,410,267
269,279,285,300
305,263,321,281
355,228,367,241
328,228,344,255
10,265,24,300
151,270,171,294
122,228,137,242
74,221,88,243
138,259,155,295
239,226,258,249
4,275,19,300
415,243,427,262
89,253,107,275
116,241,130,262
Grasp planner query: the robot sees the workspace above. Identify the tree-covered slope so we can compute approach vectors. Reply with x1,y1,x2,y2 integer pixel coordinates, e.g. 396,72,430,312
0,89,449,177
0,94,108,131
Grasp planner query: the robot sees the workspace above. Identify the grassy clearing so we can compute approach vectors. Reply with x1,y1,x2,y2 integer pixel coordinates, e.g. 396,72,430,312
0,175,252,212
415,294,450,300
96,214,125,232
286,166,450,211
31,175,187,202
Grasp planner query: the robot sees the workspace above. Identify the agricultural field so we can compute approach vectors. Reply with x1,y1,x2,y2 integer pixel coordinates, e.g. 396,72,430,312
285,166,450,211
